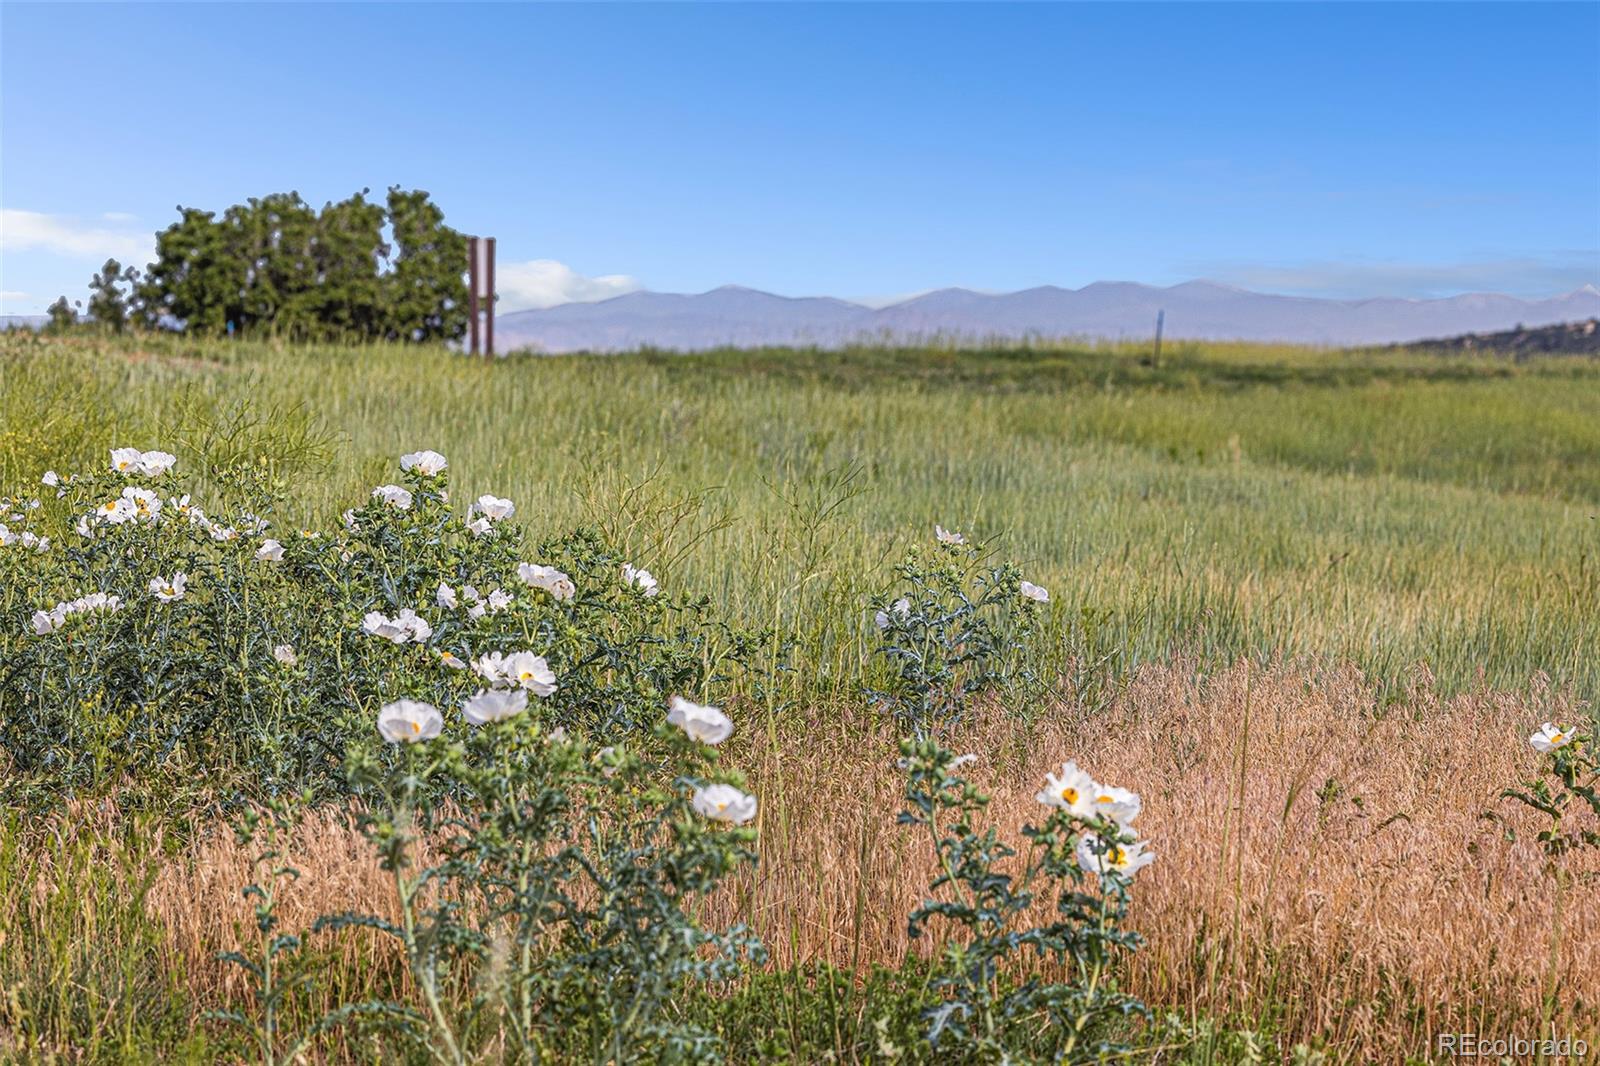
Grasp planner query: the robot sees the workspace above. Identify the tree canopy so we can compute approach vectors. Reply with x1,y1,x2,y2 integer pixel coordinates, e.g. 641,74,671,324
58,186,469,342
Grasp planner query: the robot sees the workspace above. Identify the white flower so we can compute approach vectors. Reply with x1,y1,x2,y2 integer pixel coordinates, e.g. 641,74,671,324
622,564,658,596
110,448,175,476
362,608,433,644
75,515,94,538
1075,834,1155,881
273,644,298,667
874,597,912,629
95,497,137,525
342,509,359,532
29,590,122,637
110,447,144,474
1020,581,1049,604
436,582,458,609
120,486,161,520
149,572,188,602
0,524,12,547
667,696,733,745
1090,784,1142,828
692,784,758,825
1530,722,1577,754
487,588,514,612
400,450,448,476
950,753,979,770
472,651,511,683
137,450,176,476
372,484,414,510
935,524,966,545
1036,761,1099,817
256,539,285,562
397,609,432,641
41,470,59,487
362,611,401,642
517,562,576,601
21,531,47,553
377,700,444,744
435,648,467,670
462,687,529,725
465,515,492,537
472,494,515,521
503,651,558,696
210,523,239,542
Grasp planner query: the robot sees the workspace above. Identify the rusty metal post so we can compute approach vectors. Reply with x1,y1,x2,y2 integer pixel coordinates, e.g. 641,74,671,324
485,237,496,357
467,236,481,356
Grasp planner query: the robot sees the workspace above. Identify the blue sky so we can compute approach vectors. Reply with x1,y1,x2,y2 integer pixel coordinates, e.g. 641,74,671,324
2,1,1596,314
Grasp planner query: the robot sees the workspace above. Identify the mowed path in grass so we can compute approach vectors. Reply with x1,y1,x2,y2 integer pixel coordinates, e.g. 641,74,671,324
5,334,1598,695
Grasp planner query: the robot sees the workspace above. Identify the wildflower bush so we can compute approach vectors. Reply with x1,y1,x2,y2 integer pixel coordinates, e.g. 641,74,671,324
330,695,761,1063
2,445,770,1060
1506,718,1600,859
0,448,757,801
876,531,1152,1062
2,443,1162,1062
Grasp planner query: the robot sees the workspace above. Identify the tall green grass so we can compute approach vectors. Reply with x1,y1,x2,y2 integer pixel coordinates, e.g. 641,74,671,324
5,331,1597,697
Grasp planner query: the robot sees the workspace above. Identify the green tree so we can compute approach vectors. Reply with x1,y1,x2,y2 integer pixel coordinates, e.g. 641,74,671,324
384,186,468,342
299,190,389,340
44,296,80,334
133,187,469,343
138,206,244,336
87,258,139,333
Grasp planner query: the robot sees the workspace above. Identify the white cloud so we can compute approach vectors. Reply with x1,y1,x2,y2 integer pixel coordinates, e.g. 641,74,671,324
495,258,641,311
0,209,155,267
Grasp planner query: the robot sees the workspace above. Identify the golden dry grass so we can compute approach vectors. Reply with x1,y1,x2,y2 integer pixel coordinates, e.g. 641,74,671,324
135,660,1598,1062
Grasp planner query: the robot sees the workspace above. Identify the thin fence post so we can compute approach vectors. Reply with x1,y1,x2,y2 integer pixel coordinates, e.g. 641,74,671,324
486,237,496,357
468,236,481,356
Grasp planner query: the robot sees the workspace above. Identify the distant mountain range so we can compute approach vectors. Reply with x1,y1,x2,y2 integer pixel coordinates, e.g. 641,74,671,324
7,281,1597,351
492,281,1600,352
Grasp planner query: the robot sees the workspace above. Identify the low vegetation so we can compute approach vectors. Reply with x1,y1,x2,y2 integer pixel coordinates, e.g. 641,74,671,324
1,331,1597,1062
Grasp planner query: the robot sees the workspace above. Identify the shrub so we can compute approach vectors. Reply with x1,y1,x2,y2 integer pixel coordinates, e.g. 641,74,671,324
0,447,758,805
876,531,1151,1062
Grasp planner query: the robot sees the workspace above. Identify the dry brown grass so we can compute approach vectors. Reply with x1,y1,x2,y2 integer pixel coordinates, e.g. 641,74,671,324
137,660,1598,1061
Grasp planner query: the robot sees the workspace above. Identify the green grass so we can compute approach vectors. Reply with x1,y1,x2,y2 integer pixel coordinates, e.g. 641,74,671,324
5,331,1598,697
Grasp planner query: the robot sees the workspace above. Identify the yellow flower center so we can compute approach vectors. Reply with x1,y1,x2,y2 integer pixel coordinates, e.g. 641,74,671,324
410,721,421,735
1551,732,1566,745
716,801,728,811
1061,787,1078,804
1096,794,1114,804
1106,845,1127,866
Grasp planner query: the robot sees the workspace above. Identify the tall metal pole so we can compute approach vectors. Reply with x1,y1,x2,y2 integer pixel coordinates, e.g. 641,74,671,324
1153,308,1165,367
485,237,496,357
468,236,481,356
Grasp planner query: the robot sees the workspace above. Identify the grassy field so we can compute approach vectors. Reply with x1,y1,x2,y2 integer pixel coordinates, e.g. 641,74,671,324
2,331,1599,1063
5,331,1598,697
